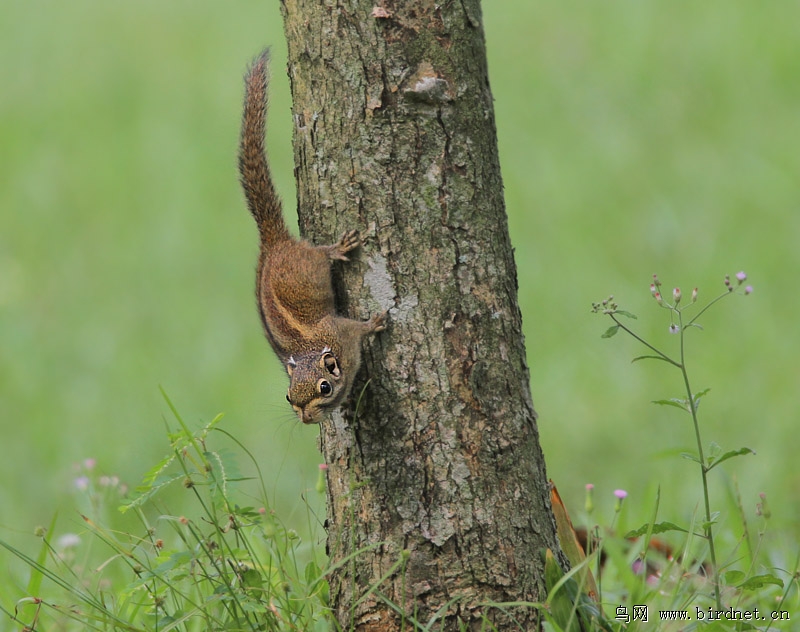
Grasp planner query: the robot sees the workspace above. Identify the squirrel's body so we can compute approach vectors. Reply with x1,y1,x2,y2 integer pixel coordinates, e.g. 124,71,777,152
239,49,386,424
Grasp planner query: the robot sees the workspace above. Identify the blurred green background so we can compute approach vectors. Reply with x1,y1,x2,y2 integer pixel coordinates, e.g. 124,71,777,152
1,0,797,556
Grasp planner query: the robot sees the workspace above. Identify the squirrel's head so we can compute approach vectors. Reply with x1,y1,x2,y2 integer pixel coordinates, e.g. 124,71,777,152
285,347,350,424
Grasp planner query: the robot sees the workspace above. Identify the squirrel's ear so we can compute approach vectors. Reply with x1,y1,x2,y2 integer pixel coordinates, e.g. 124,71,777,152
286,355,297,376
320,352,341,378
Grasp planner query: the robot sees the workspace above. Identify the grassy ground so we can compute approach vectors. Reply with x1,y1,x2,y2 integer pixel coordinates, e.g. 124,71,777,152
1,0,797,601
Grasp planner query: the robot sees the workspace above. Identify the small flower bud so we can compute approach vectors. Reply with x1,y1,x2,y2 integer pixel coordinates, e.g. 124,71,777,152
315,463,327,494
614,489,628,513
673,287,681,304
745,285,753,295
669,323,680,334
691,287,698,303
724,274,732,291
652,274,662,288
585,483,595,515
736,271,747,283
650,283,657,296
654,291,663,305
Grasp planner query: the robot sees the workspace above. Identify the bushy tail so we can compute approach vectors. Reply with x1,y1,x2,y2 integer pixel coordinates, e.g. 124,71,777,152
239,48,289,248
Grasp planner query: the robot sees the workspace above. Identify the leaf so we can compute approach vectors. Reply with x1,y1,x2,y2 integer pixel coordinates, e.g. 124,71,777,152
242,567,265,591
693,387,711,400
305,560,322,587
615,310,638,320
680,451,701,464
724,570,746,586
601,325,620,339
707,447,756,471
652,398,690,412
543,549,583,632
632,355,673,364
624,521,688,539
137,453,178,488
700,511,720,531
151,550,194,576
692,387,711,411
119,473,186,513
740,574,784,590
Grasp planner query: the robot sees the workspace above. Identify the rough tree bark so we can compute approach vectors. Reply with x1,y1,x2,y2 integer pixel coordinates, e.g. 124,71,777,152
279,1,564,629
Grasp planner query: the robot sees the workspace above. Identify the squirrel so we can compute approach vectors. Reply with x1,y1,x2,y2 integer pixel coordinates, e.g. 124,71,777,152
238,49,388,424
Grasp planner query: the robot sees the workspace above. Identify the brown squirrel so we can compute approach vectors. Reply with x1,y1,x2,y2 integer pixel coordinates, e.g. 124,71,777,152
238,49,387,424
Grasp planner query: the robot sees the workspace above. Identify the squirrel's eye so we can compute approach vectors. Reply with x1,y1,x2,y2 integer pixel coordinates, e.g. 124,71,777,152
318,380,333,396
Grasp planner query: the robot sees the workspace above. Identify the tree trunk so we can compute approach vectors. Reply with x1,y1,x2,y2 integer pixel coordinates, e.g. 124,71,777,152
279,1,563,629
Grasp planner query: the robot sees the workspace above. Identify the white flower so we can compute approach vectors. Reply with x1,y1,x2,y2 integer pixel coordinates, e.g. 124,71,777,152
57,533,81,549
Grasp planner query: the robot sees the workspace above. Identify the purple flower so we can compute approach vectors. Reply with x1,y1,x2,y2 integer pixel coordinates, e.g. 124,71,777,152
74,476,89,491
614,489,627,512
669,323,680,334
745,285,753,295
736,271,747,283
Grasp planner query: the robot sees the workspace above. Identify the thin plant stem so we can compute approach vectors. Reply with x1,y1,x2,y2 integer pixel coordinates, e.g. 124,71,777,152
686,290,733,328
609,315,681,368
605,283,748,611
677,309,722,610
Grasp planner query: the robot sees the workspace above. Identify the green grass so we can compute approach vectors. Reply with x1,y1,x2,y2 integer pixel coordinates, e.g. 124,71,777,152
1,413,795,631
1,0,798,625
1,406,334,631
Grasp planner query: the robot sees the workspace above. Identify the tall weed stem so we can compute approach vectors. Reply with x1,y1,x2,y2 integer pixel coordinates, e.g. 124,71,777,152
593,274,753,611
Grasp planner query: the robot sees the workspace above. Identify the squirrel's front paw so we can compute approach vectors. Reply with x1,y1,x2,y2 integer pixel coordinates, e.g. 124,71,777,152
368,310,389,333
327,230,361,261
